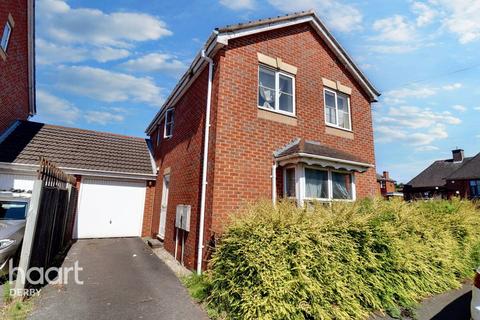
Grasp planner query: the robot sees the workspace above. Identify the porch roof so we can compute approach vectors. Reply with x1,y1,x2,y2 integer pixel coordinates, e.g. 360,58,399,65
274,138,374,172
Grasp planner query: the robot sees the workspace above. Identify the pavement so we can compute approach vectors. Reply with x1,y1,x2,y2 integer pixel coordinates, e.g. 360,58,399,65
28,238,208,320
371,282,472,320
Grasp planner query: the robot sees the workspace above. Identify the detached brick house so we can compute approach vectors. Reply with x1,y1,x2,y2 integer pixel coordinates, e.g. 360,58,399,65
0,0,35,132
145,11,380,272
376,171,397,197
404,149,480,200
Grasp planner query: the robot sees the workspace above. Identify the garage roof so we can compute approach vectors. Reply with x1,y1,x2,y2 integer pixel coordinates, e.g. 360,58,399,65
0,121,155,176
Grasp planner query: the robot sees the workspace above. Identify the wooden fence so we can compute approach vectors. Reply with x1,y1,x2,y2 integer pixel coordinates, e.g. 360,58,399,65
16,158,78,290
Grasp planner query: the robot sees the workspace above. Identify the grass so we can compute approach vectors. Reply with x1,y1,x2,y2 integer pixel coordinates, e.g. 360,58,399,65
0,282,35,320
183,198,480,320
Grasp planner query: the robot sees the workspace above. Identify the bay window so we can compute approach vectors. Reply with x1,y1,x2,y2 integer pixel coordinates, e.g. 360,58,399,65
258,65,295,115
284,165,355,202
324,88,351,130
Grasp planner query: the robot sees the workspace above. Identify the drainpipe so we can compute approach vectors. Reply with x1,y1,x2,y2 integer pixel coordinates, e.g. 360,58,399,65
197,49,214,275
272,161,277,204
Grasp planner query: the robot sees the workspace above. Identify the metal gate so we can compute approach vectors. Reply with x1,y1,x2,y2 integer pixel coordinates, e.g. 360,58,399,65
15,158,78,290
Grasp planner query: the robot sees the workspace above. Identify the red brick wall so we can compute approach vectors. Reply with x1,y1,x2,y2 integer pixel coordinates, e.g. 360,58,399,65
149,22,377,270
148,65,221,270
0,0,31,133
210,23,377,233
141,181,156,237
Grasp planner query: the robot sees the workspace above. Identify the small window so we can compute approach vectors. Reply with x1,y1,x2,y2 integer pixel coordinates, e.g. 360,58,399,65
324,88,351,130
1,21,12,52
164,109,174,138
284,168,296,197
258,65,295,115
156,126,161,146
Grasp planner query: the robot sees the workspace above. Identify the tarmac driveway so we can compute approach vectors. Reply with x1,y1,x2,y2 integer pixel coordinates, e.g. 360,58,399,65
29,238,208,320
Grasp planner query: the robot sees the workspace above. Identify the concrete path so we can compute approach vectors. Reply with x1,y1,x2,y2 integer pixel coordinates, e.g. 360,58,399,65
28,238,208,320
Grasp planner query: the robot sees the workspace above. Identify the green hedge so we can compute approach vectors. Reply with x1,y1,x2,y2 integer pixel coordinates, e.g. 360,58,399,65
193,199,480,320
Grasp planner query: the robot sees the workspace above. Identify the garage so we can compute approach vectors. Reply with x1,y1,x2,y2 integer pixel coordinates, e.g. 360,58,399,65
76,178,146,238
0,120,157,239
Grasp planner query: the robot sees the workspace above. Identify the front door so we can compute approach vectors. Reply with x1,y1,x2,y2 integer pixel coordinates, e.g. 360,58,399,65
158,174,170,239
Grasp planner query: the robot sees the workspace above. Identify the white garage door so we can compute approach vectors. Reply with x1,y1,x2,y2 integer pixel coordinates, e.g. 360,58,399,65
76,178,146,239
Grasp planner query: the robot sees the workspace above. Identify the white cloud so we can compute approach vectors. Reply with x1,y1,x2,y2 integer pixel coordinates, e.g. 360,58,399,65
37,0,172,47
439,0,480,44
84,109,125,125
121,53,188,77
56,66,163,106
93,47,130,63
415,145,439,151
267,0,363,32
452,104,467,112
372,15,415,42
368,44,419,54
375,106,460,147
442,83,462,90
219,0,255,10
36,39,130,64
411,1,437,27
36,90,81,124
383,86,437,104
474,107,480,111
383,82,463,104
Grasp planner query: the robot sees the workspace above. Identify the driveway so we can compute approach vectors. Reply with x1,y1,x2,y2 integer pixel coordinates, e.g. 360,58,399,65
28,238,208,320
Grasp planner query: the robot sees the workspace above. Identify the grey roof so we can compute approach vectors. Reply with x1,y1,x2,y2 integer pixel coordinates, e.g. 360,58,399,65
406,157,472,188
376,173,395,182
448,153,480,180
274,138,368,164
0,121,154,175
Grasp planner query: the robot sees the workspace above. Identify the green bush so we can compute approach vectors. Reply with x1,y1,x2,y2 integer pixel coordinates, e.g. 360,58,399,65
198,198,480,320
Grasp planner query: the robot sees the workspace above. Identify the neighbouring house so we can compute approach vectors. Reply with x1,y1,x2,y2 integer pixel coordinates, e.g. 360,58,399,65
376,171,402,198
404,149,480,200
0,0,35,133
144,11,380,272
0,120,157,238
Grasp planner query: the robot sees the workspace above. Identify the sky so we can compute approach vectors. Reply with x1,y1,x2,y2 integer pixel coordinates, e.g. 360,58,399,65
33,0,480,183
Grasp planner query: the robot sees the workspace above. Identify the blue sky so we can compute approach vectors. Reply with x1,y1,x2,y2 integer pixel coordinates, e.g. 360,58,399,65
34,0,480,183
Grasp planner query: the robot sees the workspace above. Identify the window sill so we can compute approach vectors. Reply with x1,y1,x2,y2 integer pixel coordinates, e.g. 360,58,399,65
258,106,296,118
325,126,354,139
257,108,297,126
325,123,352,133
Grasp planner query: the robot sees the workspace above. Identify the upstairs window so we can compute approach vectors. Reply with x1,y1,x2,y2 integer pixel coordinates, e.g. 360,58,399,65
258,65,295,115
156,126,161,146
1,21,12,52
164,109,174,138
324,88,351,130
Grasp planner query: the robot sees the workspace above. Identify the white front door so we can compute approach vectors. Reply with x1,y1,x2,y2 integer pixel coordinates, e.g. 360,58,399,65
158,174,170,239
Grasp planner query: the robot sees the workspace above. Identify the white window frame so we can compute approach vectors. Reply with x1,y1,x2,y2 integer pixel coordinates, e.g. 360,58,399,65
258,65,296,117
284,164,356,204
323,88,352,131
164,108,174,138
1,21,12,52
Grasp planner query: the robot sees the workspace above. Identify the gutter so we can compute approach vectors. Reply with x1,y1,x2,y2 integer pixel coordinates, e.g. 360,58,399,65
197,49,214,275
27,0,36,116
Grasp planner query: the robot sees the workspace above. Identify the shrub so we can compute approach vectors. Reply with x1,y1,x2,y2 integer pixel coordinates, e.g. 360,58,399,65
199,198,480,320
